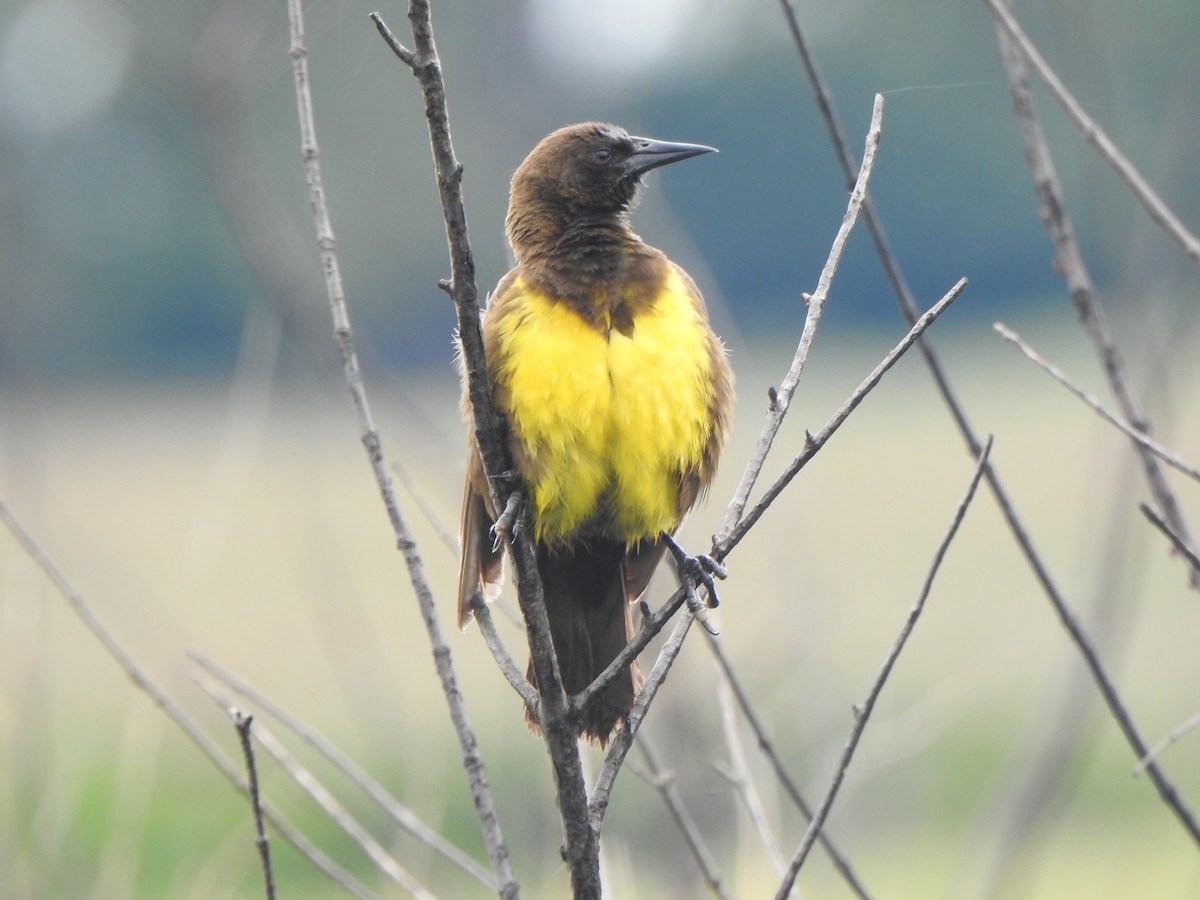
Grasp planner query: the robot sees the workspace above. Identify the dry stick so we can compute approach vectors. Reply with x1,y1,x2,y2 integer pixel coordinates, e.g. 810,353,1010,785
0,501,378,900
1140,503,1200,579
779,0,1200,852
1134,709,1200,777
472,602,540,715
775,438,994,899
369,8,597,895
190,652,498,890
197,676,435,900
705,634,869,899
980,0,1200,268
719,93,884,540
994,323,1200,483
590,609,695,830
991,5,1200,591
634,733,732,900
714,680,786,876
720,279,966,556
231,710,277,900
286,3,517,894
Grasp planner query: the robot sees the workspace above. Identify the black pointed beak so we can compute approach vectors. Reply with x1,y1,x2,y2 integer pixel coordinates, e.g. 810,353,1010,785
622,136,717,178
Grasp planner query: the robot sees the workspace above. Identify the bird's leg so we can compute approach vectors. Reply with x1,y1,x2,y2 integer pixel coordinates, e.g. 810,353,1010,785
662,534,727,633
490,488,524,551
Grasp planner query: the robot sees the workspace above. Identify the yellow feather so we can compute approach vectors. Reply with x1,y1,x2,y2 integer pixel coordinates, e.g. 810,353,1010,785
492,269,716,543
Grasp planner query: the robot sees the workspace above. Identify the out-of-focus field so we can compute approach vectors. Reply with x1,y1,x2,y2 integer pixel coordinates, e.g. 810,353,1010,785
2,325,1200,898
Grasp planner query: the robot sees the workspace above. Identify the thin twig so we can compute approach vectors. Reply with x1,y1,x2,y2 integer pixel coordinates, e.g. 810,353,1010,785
779,0,1200,849
231,710,276,900
980,0,1200,268
370,6,594,892
719,93,885,540
1134,709,1200,777
717,277,968,559
191,652,497,890
287,3,517,893
197,677,434,899
705,634,870,898
714,680,785,876
473,602,540,715
635,733,732,900
775,438,994,898
0,501,378,900
1139,503,1200,577
590,612,695,830
990,0,1199,590
994,323,1200,483
391,459,459,552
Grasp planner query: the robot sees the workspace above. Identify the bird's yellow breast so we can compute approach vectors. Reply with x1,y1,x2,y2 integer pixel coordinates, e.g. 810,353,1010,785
492,269,717,544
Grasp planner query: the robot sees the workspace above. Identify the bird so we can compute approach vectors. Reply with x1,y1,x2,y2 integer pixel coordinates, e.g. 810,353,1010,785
457,122,733,745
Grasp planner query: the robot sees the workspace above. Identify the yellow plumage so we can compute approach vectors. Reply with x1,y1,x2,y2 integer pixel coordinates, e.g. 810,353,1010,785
492,266,718,543
457,121,732,743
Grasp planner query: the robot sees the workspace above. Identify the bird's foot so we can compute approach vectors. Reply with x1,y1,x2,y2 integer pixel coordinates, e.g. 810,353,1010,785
663,535,727,634
490,489,524,551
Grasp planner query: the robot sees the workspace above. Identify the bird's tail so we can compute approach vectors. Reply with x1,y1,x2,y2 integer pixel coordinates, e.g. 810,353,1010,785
526,539,642,745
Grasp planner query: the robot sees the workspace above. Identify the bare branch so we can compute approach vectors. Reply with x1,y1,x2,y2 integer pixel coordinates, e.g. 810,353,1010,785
775,438,994,897
705,634,870,897
994,323,1200,483
990,0,1200,590
717,277,968,559
590,612,695,829
473,602,540,714
198,677,434,899
230,710,276,900
190,652,497,890
1134,709,1200,777
1140,503,1200,578
980,0,1200,267
715,680,785,876
369,4,594,890
635,733,732,900
0,501,378,899
286,2,516,891
719,93,885,538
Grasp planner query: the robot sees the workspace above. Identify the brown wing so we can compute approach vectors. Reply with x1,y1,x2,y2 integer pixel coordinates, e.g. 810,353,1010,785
455,269,522,629
456,446,504,629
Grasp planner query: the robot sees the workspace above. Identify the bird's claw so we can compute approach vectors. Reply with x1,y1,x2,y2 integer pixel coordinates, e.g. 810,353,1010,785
490,490,524,551
662,536,726,634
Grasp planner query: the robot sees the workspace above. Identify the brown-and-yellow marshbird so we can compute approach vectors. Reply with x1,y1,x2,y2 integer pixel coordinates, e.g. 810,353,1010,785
458,123,733,744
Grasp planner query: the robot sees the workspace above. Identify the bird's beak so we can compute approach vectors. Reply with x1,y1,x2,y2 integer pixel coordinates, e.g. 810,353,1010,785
623,136,717,178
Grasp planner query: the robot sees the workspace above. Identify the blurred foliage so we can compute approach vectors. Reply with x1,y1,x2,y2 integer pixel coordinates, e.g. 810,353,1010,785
1,0,1198,380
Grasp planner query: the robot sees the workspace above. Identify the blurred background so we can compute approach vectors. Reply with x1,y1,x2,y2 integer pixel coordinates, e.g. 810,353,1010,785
2,0,1199,896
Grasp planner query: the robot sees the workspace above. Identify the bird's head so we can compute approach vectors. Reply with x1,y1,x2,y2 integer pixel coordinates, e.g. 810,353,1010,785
510,122,716,217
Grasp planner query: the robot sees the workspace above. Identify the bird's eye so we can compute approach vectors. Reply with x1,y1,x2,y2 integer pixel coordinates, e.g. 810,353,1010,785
593,148,612,163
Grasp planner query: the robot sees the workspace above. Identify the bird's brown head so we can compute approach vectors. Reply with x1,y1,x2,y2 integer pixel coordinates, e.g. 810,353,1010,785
506,122,715,260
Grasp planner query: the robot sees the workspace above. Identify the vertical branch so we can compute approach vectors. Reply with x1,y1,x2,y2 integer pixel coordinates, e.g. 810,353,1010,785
285,3,517,894
369,7,597,894
231,711,277,900
775,438,994,898
635,733,732,900
990,0,1200,589
706,634,870,897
